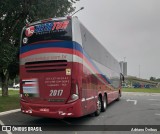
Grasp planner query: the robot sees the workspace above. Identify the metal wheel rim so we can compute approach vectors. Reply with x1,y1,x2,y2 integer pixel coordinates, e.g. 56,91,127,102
97,99,101,113
103,96,107,109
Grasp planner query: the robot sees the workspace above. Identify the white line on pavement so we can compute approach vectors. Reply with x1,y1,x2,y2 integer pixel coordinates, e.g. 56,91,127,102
151,104,160,106
155,113,160,116
148,99,160,101
0,120,12,134
0,120,5,126
0,109,20,116
123,92,160,96
126,99,137,105
151,94,160,96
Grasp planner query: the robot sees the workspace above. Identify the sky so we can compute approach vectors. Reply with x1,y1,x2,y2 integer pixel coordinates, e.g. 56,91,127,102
74,0,160,80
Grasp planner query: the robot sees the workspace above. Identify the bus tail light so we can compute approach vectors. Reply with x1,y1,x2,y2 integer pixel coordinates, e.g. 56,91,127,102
67,80,79,103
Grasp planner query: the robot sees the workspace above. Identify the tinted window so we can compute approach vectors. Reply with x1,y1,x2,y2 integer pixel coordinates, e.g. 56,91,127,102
21,19,72,46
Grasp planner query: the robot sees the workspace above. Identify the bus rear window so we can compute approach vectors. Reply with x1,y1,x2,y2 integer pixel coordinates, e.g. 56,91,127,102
21,20,72,45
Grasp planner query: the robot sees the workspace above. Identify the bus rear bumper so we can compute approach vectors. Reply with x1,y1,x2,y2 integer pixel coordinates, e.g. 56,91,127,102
20,100,82,118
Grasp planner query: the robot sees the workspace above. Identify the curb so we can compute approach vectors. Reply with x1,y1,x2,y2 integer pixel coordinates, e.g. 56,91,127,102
0,109,21,116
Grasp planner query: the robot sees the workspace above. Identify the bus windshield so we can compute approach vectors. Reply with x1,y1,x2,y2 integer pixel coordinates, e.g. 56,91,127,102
21,19,72,46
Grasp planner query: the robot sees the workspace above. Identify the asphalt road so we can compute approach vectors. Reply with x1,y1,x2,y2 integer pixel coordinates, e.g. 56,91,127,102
0,92,160,134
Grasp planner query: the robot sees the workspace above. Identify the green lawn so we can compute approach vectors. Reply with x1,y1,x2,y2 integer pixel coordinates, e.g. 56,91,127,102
0,88,19,94
122,88,160,93
0,90,20,112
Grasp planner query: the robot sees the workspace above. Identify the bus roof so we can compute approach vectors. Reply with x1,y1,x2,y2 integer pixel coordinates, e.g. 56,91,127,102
27,17,70,27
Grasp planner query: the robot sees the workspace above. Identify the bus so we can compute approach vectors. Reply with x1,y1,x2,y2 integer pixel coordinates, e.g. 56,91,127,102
20,16,123,118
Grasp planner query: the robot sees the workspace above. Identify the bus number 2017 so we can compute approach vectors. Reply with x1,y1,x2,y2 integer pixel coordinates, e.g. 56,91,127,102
50,90,63,96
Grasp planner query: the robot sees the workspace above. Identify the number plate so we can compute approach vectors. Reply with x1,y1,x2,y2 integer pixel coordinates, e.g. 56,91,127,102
40,108,49,112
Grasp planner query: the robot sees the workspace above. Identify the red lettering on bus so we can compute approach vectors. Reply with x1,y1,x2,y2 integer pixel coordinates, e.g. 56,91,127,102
52,21,69,31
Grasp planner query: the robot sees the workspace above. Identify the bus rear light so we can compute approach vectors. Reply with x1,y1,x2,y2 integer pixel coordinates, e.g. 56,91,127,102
72,94,79,100
67,94,79,103
67,82,79,103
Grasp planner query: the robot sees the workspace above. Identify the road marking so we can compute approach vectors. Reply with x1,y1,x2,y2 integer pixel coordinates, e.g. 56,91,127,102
123,92,160,96
148,99,160,101
155,113,160,116
126,99,137,105
151,94,160,96
75,132,78,134
0,109,20,116
151,104,160,106
0,120,12,134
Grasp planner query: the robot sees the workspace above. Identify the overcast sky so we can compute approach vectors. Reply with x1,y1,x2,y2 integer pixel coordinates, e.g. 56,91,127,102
75,0,160,79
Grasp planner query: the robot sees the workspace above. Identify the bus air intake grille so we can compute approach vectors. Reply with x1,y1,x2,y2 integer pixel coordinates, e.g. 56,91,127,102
25,60,67,73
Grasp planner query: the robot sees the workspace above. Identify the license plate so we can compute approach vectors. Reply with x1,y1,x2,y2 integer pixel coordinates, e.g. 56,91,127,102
39,108,49,112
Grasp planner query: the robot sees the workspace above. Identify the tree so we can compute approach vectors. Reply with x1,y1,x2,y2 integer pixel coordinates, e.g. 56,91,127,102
150,77,160,82
0,0,79,96
150,77,156,81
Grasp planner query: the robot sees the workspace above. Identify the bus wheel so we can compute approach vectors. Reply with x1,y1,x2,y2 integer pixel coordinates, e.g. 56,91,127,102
95,96,101,116
101,95,107,112
116,92,121,101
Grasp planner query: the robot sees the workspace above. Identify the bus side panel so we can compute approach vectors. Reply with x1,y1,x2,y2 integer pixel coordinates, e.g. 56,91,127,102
82,60,97,115
79,19,121,107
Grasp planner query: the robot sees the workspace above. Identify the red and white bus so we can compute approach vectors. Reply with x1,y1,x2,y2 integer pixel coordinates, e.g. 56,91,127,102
20,16,123,118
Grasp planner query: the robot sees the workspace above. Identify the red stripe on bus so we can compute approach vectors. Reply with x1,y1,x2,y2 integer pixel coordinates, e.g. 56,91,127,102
20,48,73,58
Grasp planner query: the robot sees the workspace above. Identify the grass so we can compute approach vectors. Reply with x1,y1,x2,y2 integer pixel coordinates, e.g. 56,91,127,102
122,88,160,93
0,88,19,94
0,90,20,112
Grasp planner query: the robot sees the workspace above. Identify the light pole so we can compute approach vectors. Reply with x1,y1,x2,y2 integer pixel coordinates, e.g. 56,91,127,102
71,7,84,16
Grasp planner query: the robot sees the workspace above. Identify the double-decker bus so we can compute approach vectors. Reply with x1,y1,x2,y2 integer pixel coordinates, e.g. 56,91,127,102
20,16,123,118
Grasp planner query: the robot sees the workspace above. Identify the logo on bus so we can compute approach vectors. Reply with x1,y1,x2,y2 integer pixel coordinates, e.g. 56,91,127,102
25,21,69,37
34,21,69,34
25,26,35,37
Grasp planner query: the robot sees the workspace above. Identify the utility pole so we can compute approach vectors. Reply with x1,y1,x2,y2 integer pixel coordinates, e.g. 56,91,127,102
71,7,84,16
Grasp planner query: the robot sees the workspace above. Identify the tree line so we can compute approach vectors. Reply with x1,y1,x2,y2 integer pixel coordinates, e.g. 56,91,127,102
0,0,79,96
150,77,160,82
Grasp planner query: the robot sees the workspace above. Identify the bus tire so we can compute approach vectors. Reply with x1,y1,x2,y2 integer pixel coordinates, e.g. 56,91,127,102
116,92,121,101
94,96,101,116
101,94,107,112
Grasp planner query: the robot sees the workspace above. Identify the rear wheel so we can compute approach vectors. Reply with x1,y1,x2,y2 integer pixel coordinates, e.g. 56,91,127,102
116,92,121,101
94,96,101,116
101,95,107,112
